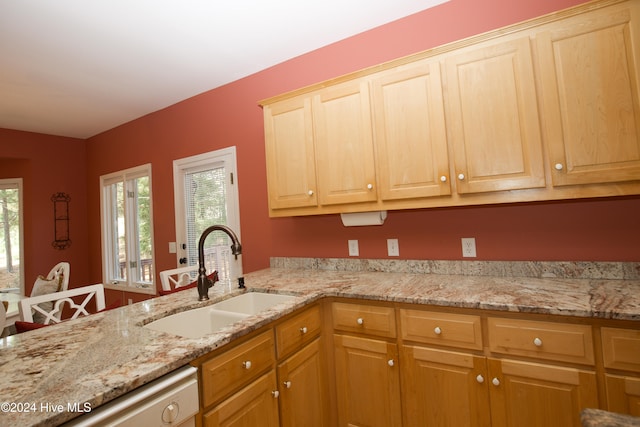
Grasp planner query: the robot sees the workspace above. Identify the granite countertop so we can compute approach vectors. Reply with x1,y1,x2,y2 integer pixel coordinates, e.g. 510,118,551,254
1,267,640,426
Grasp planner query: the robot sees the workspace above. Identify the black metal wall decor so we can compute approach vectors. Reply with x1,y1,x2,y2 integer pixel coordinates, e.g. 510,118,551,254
52,192,71,250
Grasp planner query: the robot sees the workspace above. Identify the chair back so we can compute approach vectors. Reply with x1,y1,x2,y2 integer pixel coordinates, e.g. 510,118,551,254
0,301,6,334
18,284,106,324
159,265,199,292
46,262,70,291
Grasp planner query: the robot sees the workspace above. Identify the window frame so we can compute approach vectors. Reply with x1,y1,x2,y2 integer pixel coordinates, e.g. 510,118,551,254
100,164,156,295
0,178,24,295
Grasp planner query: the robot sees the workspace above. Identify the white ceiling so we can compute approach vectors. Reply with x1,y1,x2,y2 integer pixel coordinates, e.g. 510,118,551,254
0,0,448,139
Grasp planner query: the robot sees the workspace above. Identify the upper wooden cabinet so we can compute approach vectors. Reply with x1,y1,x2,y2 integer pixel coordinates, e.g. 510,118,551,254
535,2,640,186
370,59,451,200
263,95,317,210
444,37,546,194
260,0,640,217
312,79,378,206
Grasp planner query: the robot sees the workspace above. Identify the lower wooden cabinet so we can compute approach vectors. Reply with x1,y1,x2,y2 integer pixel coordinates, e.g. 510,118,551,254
277,338,328,427
401,345,490,427
203,371,280,427
487,358,598,427
333,333,402,427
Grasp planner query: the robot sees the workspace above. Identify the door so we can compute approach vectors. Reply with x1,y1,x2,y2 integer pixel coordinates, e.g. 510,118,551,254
173,147,242,285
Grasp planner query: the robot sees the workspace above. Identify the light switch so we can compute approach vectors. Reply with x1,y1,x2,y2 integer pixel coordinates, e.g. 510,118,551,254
387,239,399,257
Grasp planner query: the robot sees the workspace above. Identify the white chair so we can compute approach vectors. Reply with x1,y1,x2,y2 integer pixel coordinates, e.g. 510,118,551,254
18,284,105,325
159,265,199,292
42,262,71,292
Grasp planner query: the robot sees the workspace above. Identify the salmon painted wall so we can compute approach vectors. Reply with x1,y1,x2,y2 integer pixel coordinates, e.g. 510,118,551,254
82,0,639,303
0,129,90,294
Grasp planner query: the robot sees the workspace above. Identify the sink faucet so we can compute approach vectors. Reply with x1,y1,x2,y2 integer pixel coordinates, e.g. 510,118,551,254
197,224,242,301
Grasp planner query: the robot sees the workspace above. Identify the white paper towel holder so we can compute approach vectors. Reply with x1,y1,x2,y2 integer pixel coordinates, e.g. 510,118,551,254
340,211,387,227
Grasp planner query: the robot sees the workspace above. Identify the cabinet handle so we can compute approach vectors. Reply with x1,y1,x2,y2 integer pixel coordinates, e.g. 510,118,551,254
307,190,314,196
434,326,442,335
533,337,543,347
388,359,395,367
283,381,292,389
476,374,485,384
242,360,252,370
300,326,308,334
440,175,447,182
356,317,364,325
367,183,373,190
492,378,500,387
272,390,280,398
554,163,564,171
458,173,465,180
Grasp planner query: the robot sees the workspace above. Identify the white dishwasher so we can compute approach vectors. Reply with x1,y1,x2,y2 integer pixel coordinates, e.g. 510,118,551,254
63,365,199,427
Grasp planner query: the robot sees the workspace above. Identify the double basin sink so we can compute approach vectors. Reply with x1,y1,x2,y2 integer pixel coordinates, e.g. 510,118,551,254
144,292,296,339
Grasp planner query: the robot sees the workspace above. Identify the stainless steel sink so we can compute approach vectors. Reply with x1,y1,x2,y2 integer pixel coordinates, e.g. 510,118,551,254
144,292,296,339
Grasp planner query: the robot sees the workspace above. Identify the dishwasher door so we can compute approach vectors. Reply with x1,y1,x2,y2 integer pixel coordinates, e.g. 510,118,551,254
64,365,199,427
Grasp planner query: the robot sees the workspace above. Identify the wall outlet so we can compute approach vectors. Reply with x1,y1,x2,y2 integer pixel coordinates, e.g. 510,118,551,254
461,238,477,257
387,238,399,257
348,240,359,257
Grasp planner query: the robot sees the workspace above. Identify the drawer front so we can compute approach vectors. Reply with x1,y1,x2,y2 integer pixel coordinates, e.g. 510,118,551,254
201,330,275,407
602,327,640,372
332,302,396,338
488,317,595,365
400,309,483,350
276,304,322,358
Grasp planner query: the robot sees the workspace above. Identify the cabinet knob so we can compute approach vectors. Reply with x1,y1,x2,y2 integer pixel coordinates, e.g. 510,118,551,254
434,326,442,335
283,381,292,389
242,360,252,370
356,317,364,325
272,390,280,398
299,326,308,334
440,175,447,182
533,337,543,347
458,173,465,180
307,190,314,196
476,374,485,384
554,163,564,171
388,359,395,367
367,183,373,190
492,378,500,387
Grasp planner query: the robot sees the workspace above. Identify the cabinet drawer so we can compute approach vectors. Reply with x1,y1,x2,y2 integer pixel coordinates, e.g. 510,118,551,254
488,317,594,365
201,330,275,407
400,309,483,350
602,327,640,372
276,305,321,358
332,302,396,338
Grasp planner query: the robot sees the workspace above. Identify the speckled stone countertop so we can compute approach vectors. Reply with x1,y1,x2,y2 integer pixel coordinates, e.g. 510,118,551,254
1,263,640,426
582,409,640,426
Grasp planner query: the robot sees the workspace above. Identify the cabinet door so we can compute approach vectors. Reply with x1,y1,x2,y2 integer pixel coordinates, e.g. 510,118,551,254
536,4,640,186
313,79,378,205
333,334,402,427
487,358,598,427
203,371,279,427
277,339,329,427
444,37,546,194
401,345,490,427
263,95,318,209
605,374,640,416
371,60,451,200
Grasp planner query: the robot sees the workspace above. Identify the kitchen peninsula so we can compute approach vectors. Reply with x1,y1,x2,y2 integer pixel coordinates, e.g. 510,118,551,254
1,259,639,426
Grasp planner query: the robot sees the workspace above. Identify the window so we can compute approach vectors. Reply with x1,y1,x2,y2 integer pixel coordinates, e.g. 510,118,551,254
100,164,155,294
173,147,242,286
0,178,24,295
